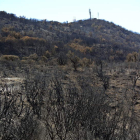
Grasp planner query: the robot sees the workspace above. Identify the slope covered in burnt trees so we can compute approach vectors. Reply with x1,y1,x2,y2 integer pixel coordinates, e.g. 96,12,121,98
0,11,140,61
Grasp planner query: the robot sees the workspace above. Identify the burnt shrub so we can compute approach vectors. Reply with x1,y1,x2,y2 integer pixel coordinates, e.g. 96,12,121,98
0,55,19,61
57,52,68,65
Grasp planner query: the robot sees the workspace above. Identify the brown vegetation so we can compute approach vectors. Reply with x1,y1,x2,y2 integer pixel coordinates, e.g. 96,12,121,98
0,11,140,140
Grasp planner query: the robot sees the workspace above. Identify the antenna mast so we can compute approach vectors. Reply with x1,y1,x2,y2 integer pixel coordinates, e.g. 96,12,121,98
98,12,99,19
89,9,91,20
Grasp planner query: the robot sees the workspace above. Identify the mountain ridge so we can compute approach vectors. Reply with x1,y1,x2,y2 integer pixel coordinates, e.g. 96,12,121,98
0,11,140,62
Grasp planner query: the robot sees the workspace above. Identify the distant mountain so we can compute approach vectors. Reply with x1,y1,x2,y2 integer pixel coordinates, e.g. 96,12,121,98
0,11,140,61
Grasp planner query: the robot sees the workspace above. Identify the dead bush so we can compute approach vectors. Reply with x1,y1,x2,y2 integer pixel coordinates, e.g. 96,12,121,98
40,56,48,62
29,53,38,61
0,55,19,61
82,57,92,67
44,51,51,58
57,52,68,65
67,51,81,71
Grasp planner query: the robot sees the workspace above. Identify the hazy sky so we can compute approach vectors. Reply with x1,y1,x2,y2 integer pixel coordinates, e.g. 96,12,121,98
0,0,140,33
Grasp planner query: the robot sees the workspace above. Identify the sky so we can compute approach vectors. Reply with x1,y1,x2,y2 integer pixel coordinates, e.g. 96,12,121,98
0,0,140,33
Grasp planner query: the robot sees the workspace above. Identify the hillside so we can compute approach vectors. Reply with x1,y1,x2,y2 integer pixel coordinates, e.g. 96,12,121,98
0,11,140,61
1,11,140,140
